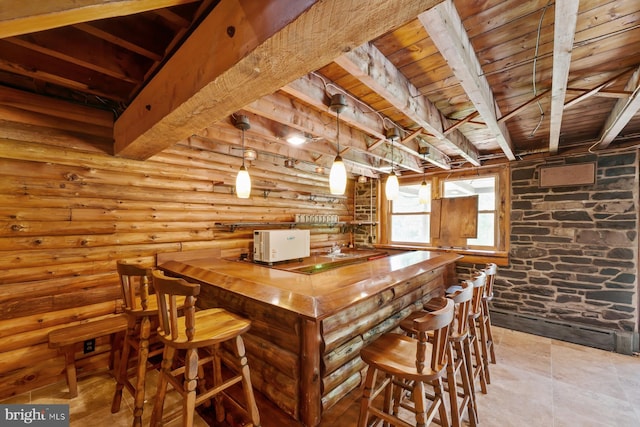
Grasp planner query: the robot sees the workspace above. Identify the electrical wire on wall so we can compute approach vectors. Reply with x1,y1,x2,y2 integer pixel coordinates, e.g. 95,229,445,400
529,0,553,139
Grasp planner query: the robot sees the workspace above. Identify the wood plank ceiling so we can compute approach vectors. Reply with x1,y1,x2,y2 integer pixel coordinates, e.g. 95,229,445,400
1,0,639,179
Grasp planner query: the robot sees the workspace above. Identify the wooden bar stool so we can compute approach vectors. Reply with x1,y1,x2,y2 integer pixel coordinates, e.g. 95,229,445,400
468,271,489,393
111,261,164,427
358,298,454,427
400,282,477,427
149,270,260,427
479,263,497,370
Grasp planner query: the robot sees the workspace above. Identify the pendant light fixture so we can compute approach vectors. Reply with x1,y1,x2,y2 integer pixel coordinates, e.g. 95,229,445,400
234,115,251,198
418,149,429,204
329,94,347,195
385,127,400,201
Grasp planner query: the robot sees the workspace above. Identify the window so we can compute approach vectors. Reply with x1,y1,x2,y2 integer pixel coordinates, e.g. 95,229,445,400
443,176,496,248
389,183,431,244
384,168,504,253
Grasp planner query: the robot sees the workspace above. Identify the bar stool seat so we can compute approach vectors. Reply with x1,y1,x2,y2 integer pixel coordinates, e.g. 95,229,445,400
150,270,260,427
358,298,454,427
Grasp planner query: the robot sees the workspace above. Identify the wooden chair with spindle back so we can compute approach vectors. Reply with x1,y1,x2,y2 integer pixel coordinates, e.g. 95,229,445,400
149,270,260,427
358,298,454,427
111,260,165,427
479,263,497,375
399,281,477,427
468,271,489,394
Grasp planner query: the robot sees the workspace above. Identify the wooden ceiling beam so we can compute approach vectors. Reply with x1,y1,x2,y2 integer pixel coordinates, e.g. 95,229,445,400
282,73,427,173
548,0,579,154
114,0,445,160
597,66,640,149
335,41,478,167
419,1,514,161
0,0,200,39
245,91,423,173
282,73,386,140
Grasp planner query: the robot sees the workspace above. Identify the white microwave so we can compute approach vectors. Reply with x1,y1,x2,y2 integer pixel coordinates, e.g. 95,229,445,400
253,229,310,263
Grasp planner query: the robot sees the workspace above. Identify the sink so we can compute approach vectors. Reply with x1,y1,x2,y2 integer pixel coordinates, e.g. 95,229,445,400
291,257,366,274
321,253,353,259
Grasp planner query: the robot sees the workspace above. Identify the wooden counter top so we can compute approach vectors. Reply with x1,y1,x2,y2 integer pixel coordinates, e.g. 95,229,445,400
159,250,461,320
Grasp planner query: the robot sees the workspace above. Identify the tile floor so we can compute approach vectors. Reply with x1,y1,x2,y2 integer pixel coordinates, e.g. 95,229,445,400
2,326,639,426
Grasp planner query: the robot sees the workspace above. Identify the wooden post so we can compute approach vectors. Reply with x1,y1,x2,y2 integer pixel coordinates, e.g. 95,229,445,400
300,318,322,427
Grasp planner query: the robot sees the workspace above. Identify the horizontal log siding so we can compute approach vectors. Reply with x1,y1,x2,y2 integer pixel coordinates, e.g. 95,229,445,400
0,120,352,400
197,284,302,419
319,267,444,411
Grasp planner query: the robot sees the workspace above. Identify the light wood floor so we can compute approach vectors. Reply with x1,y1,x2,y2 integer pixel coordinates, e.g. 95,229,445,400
3,326,639,426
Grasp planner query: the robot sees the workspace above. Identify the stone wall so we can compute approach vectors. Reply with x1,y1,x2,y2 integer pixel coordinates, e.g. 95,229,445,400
498,152,638,353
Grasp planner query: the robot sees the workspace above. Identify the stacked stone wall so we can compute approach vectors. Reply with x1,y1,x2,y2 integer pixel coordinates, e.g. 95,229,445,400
503,152,638,335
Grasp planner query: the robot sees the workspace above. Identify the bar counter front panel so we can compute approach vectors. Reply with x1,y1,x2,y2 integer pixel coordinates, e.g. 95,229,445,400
159,249,461,427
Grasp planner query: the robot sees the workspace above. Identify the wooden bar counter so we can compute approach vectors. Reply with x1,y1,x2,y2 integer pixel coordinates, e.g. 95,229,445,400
158,249,461,426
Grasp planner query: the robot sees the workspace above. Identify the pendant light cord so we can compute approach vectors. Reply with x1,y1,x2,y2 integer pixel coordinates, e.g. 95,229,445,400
241,129,246,167
336,112,340,155
390,140,394,173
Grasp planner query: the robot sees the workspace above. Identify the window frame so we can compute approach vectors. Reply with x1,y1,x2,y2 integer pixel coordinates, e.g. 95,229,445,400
380,165,509,256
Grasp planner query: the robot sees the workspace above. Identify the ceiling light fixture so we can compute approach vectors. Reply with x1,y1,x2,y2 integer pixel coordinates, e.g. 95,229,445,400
234,115,251,199
286,133,307,146
329,94,347,195
385,127,400,201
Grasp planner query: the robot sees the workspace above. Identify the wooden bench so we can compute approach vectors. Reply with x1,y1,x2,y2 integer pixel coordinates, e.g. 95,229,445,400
48,315,128,398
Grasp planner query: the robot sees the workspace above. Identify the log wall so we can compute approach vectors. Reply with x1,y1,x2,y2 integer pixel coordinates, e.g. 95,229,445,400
0,105,353,400
319,267,444,412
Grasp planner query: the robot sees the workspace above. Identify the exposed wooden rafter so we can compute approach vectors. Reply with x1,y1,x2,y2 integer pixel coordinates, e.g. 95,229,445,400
548,0,579,154
243,90,423,173
597,66,640,149
0,0,200,38
113,0,445,160
335,41,478,168
419,0,515,161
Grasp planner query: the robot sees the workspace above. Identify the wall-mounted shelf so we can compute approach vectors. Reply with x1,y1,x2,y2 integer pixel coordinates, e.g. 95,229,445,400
213,221,347,232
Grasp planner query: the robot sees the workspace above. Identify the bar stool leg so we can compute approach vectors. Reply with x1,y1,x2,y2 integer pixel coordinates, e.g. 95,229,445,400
483,299,497,364
358,367,377,427
233,336,261,426
462,336,478,424
414,380,428,427
212,343,225,423
469,317,488,394
445,343,461,427
184,347,199,427
111,319,135,413
132,316,152,427
455,339,477,426
150,345,176,427
477,313,491,384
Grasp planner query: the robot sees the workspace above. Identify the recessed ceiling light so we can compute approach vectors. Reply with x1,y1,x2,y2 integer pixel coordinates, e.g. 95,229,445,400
286,134,306,145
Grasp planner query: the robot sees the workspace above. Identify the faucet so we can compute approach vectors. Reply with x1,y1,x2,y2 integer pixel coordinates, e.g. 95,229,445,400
328,243,341,255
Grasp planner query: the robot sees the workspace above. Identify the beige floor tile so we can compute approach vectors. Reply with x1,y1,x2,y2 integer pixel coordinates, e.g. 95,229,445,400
3,325,639,427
